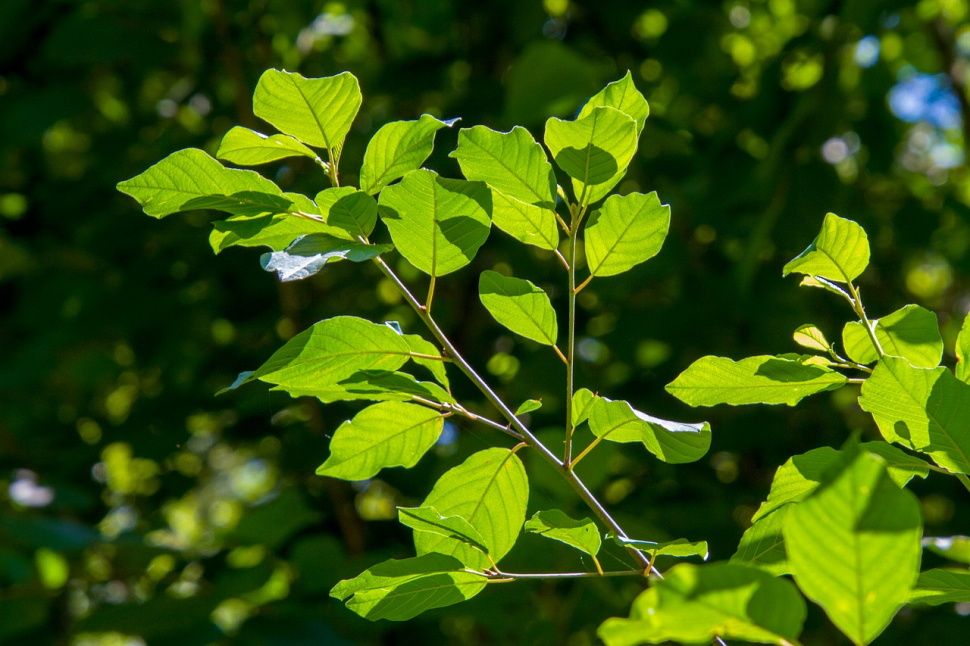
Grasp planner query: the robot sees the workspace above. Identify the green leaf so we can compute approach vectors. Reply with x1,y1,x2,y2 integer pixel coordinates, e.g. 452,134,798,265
544,106,638,206
260,234,392,282
210,213,341,253
598,563,807,646
858,355,970,474
291,369,454,405
584,191,669,277
793,324,831,353
607,532,708,560
118,148,289,219
666,355,847,407
578,71,650,136
572,388,597,426
253,69,361,154
782,212,870,283
397,507,489,554
842,304,943,368
957,311,970,383
731,506,790,576
246,316,416,395
378,170,492,277
330,553,486,621
490,192,560,250
923,536,970,565
525,510,600,557
515,399,542,415
909,569,970,605
315,402,443,480
588,398,711,464
450,125,557,208
314,187,379,239
216,126,317,166
360,115,457,194
784,448,922,646
478,270,558,346
752,443,928,523
397,331,450,389
415,448,529,569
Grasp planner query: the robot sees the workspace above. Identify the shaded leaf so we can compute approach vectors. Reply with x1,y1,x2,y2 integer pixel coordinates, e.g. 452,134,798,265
398,331,450,389
478,270,558,346
955,311,970,383
260,234,392,282
330,553,486,621
909,570,970,605
315,188,379,239
360,115,457,194
584,191,669,277
209,212,340,253
397,507,489,554
217,126,317,165
782,212,870,283
731,506,790,576
578,71,649,136
295,370,453,405
525,510,600,557
923,536,970,565
415,448,529,569
316,402,443,480
588,398,711,464
666,355,847,407
842,304,943,367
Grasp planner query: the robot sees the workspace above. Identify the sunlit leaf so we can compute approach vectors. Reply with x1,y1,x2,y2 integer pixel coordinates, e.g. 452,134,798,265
578,71,650,136
782,212,869,283
598,563,806,646
216,126,318,166
909,569,970,605
415,448,529,569
666,355,847,407
315,187,379,239
923,536,970,565
608,532,708,560
398,331,450,389
588,398,711,463
572,388,597,426
286,369,454,405
253,69,361,154
260,234,392,282
584,191,669,277
544,106,638,206
858,355,970,474
378,169,492,277
784,448,922,646
397,507,489,554
209,212,341,253
315,402,443,480
525,510,600,557
330,553,486,621
842,304,943,367
731,506,790,576
954,311,970,383
360,115,457,194
515,399,542,415
793,324,830,353
478,270,558,346
490,191,560,250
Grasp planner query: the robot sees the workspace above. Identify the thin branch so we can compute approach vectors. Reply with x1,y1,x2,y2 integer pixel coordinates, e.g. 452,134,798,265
574,274,594,295
482,568,643,580
554,249,570,270
411,396,524,442
564,210,579,467
553,344,568,364
569,437,602,469
846,282,885,357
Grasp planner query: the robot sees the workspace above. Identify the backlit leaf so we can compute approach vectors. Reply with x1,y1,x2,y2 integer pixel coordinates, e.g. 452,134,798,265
288,370,454,405
209,213,341,253
478,270,558,346
731,506,790,576
525,510,600,557
316,402,443,480
515,399,542,415
578,71,650,136
842,304,943,367
584,191,669,277
954,311,970,383
666,355,847,407
782,212,870,283
793,324,830,353
490,191,559,250
216,126,317,165
608,532,708,560
588,398,711,464
572,388,597,426
315,187,379,239
909,569,970,605
397,507,489,554
360,115,457,194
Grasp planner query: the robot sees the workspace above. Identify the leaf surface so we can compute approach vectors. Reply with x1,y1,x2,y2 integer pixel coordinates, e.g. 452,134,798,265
955,311,970,383
909,570,970,605
584,191,669,277
842,304,943,367
478,270,558,346
216,126,317,165
731,506,790,576
515,399,542,415
525,510,601,557
578,71,650,136
588,398,710,463
314,188,379,239
793,324,831,353
782,212,869,283
608,533,708,560
360,115,457,194
397,507,489,554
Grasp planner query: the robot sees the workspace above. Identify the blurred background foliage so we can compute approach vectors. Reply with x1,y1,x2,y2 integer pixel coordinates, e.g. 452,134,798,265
2,0,970,643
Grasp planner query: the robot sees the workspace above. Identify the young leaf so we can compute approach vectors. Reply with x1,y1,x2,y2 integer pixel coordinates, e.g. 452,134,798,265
360,115,457,194
315,402,443,480
216,126,317,166
584,191,670,277
666,355,847,407
578,71,650,136
782,212,870,283
587,398,711,464
923,536,970,565
858,355,970,474
210,213,343,254
598,563,807,646
378,169,492,277
253,69,361,154
909,570,970,605
450,125,557,208
842,304,943,367
544,106,638,206
478,270,558,346
572,388,597,426
730,506,790,576
117,148,288,219
315,188,379,239
397,506,489,554
607,532,708,560
784,448,922,646
793,324,830,353
490,191,560,250
525,510,601,557
260,234,392,282
957,311,970,383
416,448,529,569
515,399,542,415
330,553,486,621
